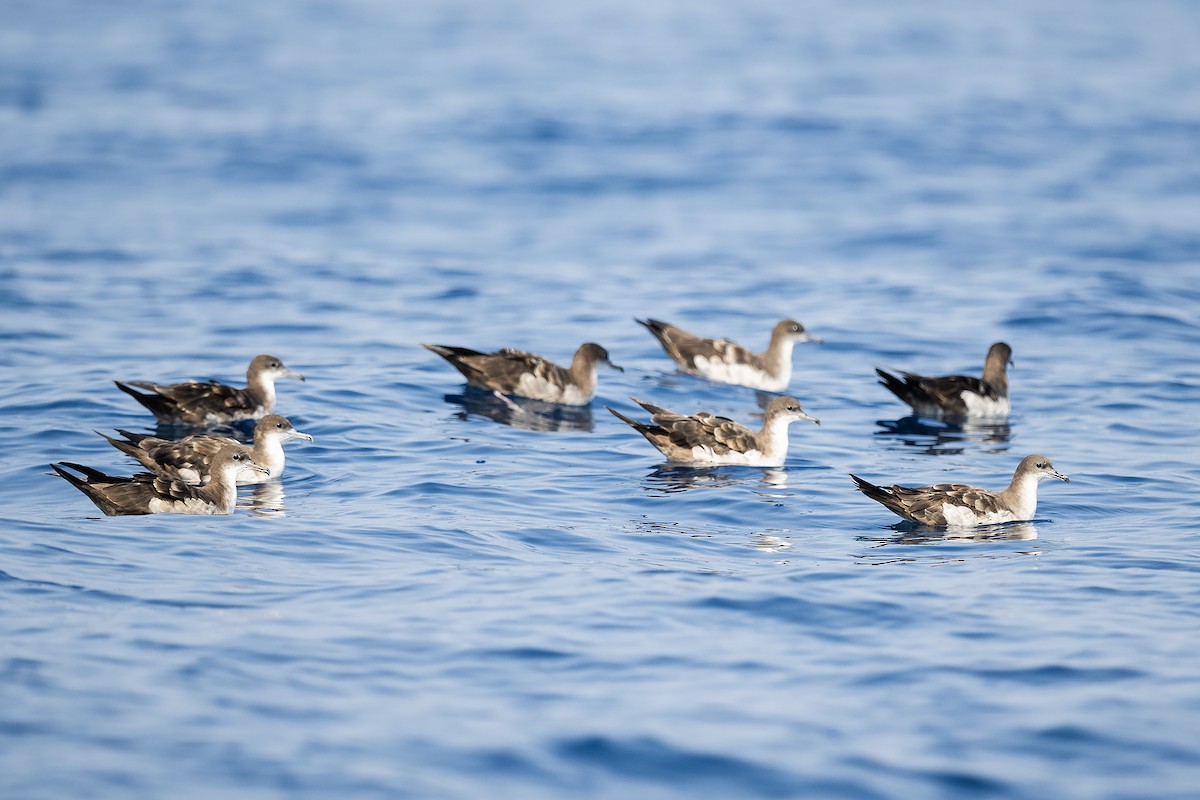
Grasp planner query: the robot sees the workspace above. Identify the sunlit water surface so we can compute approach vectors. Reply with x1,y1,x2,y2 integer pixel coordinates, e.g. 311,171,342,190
3,1,1200,798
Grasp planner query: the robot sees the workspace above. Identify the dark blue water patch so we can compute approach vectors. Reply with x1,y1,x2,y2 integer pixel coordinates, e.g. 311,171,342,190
553,735,810,799
1023,723,1200,767
509,526,621,555
0,161,117,186
492,172,725,197
431,285,479,301
1072,235,1200,263
0,657,52,690
695,594,914,633
843,755,1012,800
769,114,842,134
969,664,1145,686
1104,558,1200,574
212,134,367,184
269,204,387,229
836,228,944,253
0,69,45,112
33,247,143,264
0,717,51,738
0,328,67,343
211,321,338,337
470,646,575,662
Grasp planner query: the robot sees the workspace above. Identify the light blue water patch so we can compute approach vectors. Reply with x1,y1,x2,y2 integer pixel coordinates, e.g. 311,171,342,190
3,1,1200,798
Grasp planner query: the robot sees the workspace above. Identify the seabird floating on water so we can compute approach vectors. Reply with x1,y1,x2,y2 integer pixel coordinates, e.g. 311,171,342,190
422,342,622,406
850,454,1069,527
608,395,820,466
636,318,822,392
51,446,269,515
876,342,1012,419
97,414,312,484
114,354,305,425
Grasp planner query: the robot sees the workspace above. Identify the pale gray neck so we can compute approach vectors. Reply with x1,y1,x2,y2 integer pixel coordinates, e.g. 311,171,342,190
756,413,794,459
999,471,1039,519
246,371,276,411
248,436,283,475
200,470,239,513
763,334,796,377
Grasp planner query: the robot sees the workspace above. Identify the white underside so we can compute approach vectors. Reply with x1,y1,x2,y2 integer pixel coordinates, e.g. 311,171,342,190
673,445,781,467
671,419,790,466
513,374,591,405
147,495,226,514
941,504,1021,528
940,477,1038,527
912,393,1009,420
960,392,1011,418
691,356,787,392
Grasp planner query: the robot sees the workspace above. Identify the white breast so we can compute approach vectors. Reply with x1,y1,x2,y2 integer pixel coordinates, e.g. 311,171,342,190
514,374,590,405
679,444,778,467
960,392,1011,418
941,503,1019,528
147,496,222,515
692,356,785,392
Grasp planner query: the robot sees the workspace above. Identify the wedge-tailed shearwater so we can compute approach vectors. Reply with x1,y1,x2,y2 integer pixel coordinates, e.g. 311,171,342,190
876,342,1012,419
636,318,822,392
115,354,305,425
422,342,622,406
97,414,312,484
850,454,1069,527
608,395,819,466
52,446,269,515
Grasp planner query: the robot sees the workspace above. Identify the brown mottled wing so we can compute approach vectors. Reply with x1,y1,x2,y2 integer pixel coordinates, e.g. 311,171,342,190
56,463,200,514
702,339,766,372
671,334,765,373
891,482,1006,526
657,410,757,456
464,349,566,394
145,472,203,504
638,320,764,373
143,435,239,481
130,380,257,422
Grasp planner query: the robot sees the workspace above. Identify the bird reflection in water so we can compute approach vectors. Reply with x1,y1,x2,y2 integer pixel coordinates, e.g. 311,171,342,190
243,480,287,517
751,531,794,554
858,520,1040,547
642,465,790,497
442,388,595,433
875,415,1012,456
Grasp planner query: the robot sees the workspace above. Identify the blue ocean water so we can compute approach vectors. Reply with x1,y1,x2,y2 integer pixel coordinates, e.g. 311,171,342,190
3,1,1200,797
